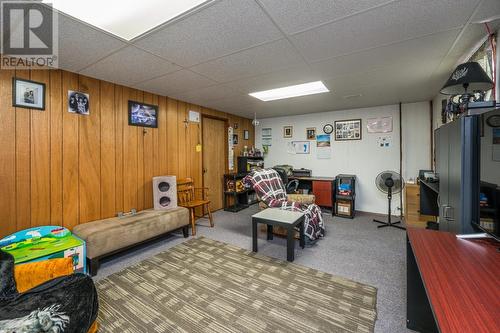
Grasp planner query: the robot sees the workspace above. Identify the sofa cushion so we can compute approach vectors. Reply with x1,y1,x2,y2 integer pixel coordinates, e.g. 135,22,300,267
73,208,189,259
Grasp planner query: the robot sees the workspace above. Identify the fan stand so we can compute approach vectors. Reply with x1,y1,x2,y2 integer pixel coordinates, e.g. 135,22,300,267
373,186,406,230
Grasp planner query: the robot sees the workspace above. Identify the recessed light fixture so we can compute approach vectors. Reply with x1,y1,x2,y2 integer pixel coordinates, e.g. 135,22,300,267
44,0,209,40
249,81,329,101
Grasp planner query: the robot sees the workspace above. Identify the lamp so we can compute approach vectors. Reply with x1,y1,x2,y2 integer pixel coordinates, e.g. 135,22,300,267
252,111,260,126
440,62,494,103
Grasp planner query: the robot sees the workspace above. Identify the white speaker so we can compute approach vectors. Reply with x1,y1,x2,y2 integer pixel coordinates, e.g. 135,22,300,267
152,176,177,210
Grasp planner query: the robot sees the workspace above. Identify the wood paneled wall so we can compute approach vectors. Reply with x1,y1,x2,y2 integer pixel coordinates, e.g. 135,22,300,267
0,69,254,238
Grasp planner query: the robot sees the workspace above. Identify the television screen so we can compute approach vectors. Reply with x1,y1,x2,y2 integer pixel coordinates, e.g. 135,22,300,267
128,101,158,128
476,108,500,241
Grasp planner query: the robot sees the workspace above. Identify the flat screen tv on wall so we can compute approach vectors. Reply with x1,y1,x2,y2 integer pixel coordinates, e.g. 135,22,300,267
128,100,158,128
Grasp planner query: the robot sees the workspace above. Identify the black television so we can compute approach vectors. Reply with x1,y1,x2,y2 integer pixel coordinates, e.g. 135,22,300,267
474,108,500,241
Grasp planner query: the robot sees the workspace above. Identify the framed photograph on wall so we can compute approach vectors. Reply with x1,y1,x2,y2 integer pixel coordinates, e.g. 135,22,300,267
68,91,90,115
12,78,45,110
306,127,316,140
243,130,249,140
233,134,239,145
283,126,293,138
128,101,158,128
334,119,361,141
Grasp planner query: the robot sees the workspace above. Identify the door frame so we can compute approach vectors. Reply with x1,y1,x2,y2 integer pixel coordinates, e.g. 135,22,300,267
201,115,229,211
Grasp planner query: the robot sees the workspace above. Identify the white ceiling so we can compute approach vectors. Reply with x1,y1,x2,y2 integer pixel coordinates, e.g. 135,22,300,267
50,0,500,118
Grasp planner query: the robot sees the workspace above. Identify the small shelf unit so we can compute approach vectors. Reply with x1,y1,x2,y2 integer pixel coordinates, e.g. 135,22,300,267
223,173,258,212
334,174,356,219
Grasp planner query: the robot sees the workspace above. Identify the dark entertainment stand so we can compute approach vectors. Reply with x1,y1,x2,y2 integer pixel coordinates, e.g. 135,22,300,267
406,227,499,333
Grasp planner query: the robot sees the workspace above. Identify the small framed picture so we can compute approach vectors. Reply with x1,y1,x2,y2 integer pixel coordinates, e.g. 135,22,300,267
243,130,249,140
306,127,316,140
283,126,293,138
12,78,45,110
128,101,158,128
68,91,90,115
233,134,239,145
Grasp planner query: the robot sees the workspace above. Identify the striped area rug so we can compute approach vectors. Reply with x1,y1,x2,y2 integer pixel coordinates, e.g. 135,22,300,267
96,237,377,332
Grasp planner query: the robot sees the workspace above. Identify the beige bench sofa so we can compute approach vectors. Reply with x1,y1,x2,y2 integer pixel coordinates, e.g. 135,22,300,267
73,207,189,275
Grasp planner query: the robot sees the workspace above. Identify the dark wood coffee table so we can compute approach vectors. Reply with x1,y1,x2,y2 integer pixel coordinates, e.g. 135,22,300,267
252,208,305,262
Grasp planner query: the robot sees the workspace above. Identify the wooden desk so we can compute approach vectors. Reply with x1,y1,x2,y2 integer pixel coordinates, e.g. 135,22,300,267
289,176,335,212
407,227,500,333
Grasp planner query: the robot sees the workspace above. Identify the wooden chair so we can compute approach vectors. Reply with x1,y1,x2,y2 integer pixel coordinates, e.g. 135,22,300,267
177,178,214,236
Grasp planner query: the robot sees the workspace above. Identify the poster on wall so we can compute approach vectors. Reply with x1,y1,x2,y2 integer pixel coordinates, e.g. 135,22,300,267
316,134,331,159
228,127,234,170
262,127,272,146
188,110,200,122
377,135,392,148
292,141,310,154
366,117,392,133
335,119,361,141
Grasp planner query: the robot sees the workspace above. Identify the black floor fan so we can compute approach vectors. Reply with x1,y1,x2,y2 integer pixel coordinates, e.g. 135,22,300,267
373,171,406,230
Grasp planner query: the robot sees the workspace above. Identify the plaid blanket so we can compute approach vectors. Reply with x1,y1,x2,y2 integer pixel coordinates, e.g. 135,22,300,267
243,169,324,241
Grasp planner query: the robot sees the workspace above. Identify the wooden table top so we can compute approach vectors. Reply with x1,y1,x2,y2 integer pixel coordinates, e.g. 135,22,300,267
252,208,304,224
407,228,500,333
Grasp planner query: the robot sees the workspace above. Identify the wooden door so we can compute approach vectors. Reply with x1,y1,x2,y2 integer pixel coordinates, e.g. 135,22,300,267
202,117,226,211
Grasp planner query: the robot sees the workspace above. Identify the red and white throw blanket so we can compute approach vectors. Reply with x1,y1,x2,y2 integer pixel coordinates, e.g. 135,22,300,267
243,169,325,241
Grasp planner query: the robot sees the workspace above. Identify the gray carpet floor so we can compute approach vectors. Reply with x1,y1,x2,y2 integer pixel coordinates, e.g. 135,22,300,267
94,206,412,333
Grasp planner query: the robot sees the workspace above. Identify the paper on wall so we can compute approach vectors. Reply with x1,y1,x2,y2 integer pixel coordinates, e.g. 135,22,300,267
367,117,393,133
228,127,234,170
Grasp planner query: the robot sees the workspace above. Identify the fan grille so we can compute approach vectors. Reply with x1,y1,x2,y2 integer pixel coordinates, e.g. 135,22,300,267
375,171,404,194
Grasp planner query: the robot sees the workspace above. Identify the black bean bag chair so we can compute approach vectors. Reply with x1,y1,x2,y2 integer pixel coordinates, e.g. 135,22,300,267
0,250,99,333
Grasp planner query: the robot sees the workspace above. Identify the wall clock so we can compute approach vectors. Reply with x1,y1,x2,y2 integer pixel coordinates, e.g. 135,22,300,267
323,123,333,134
486,114,500,128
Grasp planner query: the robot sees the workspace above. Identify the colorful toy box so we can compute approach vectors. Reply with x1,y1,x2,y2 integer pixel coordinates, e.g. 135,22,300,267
0,226,87,274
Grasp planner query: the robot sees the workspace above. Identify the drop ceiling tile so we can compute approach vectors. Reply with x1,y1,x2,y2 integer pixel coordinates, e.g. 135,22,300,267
135,70,218,97
258,0,394,35
471,0,500,23
291,0,479,62
79,46,180,86
57,14,126,72
310,28,459,79
173,84,243,103
205,94,261,111
190,39,305,82
134,0,283,67
226,65,319,94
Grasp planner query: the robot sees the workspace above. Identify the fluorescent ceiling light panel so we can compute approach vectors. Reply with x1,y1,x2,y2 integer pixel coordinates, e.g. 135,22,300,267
45,0,208,40
249,81,329,101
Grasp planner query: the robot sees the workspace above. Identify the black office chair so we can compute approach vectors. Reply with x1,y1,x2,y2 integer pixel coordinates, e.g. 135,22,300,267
273,168,299,194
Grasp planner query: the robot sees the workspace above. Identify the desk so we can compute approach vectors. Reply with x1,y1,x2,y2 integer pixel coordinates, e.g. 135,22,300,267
407,228,500,333
289,176,335,213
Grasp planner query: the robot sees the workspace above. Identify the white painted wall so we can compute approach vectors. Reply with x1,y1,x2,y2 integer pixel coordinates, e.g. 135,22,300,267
255,103,431,215
402,102,432,182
